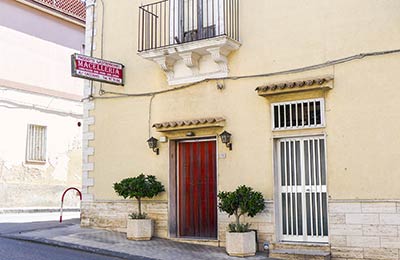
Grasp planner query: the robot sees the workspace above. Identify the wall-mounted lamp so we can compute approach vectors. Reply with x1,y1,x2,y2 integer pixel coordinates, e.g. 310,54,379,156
219,130,232,150
147,136,159,155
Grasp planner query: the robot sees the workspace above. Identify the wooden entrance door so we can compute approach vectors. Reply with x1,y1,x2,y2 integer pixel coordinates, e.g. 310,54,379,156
177,139,217,238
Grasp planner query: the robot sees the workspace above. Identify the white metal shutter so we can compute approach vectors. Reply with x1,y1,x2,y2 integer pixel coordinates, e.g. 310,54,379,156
278,136,328,243
26,124,47,163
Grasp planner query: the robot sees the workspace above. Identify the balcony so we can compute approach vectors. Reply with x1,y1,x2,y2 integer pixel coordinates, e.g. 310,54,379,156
138,0,241,85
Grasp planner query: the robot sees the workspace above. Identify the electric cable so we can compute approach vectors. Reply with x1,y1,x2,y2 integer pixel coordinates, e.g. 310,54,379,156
81,47,400,101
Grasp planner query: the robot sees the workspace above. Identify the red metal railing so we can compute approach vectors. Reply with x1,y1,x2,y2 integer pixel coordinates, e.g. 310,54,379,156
59,187,82,223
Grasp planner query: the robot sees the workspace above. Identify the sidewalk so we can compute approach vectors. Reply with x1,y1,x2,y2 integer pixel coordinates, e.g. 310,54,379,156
0,219,274,260
0,211,80,223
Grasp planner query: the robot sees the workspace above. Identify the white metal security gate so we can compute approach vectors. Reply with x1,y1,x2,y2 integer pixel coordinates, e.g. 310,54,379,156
277,136,328,243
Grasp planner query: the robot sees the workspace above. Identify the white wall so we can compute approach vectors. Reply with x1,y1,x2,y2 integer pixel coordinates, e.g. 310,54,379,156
0,0,84,50
0,25,83,96
0,88,82,208
0,4,84,208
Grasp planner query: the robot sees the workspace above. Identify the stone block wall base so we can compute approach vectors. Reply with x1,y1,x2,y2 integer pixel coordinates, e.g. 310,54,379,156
81,200,275,250
329,200,400,260
81,200,168,236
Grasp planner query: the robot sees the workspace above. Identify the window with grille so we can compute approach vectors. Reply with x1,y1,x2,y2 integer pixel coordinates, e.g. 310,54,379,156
26,124,47,163
272,98,325,130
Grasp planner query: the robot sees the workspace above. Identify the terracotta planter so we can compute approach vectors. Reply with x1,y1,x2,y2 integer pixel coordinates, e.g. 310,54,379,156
126,219,153,240
225,231,256,257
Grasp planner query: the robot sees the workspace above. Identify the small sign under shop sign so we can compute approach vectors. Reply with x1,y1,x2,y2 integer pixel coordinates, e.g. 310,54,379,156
71,53,124,85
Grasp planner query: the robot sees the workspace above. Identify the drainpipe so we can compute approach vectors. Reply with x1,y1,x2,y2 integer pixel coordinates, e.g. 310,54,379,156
82,0,96,98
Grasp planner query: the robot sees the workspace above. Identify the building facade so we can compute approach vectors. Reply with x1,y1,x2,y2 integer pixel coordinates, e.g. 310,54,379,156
81,0,400,259
0,0,85,209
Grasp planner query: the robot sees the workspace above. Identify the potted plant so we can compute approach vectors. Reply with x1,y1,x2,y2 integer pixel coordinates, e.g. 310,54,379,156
113,174,165,240
218,185,265,257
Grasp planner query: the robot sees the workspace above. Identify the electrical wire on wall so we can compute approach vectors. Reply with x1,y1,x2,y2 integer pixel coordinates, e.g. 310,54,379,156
82,46,400,137
0,99,82,119
81,1,400,148
82,0,400,101
82,48,400,101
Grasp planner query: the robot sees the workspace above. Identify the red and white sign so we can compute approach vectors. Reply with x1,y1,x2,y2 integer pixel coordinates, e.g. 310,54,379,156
71,53,124,85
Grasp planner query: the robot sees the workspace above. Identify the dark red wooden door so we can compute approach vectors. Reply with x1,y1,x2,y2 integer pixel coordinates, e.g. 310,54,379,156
178,140,217,238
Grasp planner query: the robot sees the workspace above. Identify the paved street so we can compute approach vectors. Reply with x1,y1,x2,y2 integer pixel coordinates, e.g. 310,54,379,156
0,218,79,236
0,236,130,260
0,214,272,260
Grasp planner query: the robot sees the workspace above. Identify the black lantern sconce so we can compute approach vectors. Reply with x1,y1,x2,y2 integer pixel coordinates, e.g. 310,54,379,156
219,130,232,150
147,136,159,155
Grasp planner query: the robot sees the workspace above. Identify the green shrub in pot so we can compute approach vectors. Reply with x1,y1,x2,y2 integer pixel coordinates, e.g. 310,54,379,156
113,174,165,240
218,185,265,256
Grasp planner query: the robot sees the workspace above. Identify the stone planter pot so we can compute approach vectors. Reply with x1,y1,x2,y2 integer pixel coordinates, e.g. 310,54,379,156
225,231,256,257
127,219,153,240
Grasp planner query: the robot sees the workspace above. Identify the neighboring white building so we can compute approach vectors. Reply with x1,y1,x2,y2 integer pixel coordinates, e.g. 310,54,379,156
0,0,85,209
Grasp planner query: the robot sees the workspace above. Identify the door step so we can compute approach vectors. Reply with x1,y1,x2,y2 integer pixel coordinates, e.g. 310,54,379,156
271,242,330,251
169,237,219,247
269,243,331,260
270,249,330,260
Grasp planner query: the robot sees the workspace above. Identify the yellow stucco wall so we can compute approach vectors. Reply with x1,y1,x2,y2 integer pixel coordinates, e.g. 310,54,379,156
88,0,400,201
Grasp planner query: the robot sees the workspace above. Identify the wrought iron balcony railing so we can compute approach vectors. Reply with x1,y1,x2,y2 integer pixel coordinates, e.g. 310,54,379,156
138,0,239,52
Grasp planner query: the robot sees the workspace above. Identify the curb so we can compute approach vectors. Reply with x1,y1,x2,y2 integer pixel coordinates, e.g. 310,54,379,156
2,234,157,260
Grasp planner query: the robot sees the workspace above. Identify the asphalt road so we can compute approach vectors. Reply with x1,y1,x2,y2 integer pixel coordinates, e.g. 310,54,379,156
0,218,79,236
0,236,126,260
0,218,155,260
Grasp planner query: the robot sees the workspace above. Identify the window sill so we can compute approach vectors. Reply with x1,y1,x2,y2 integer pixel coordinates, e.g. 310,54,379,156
25,160,47,165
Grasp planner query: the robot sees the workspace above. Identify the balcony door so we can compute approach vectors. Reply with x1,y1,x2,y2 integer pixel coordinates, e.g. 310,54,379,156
181,0,215,42
170,0,223,43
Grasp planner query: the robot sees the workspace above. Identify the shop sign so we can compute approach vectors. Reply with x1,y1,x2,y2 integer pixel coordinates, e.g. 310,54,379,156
71,53,124,85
